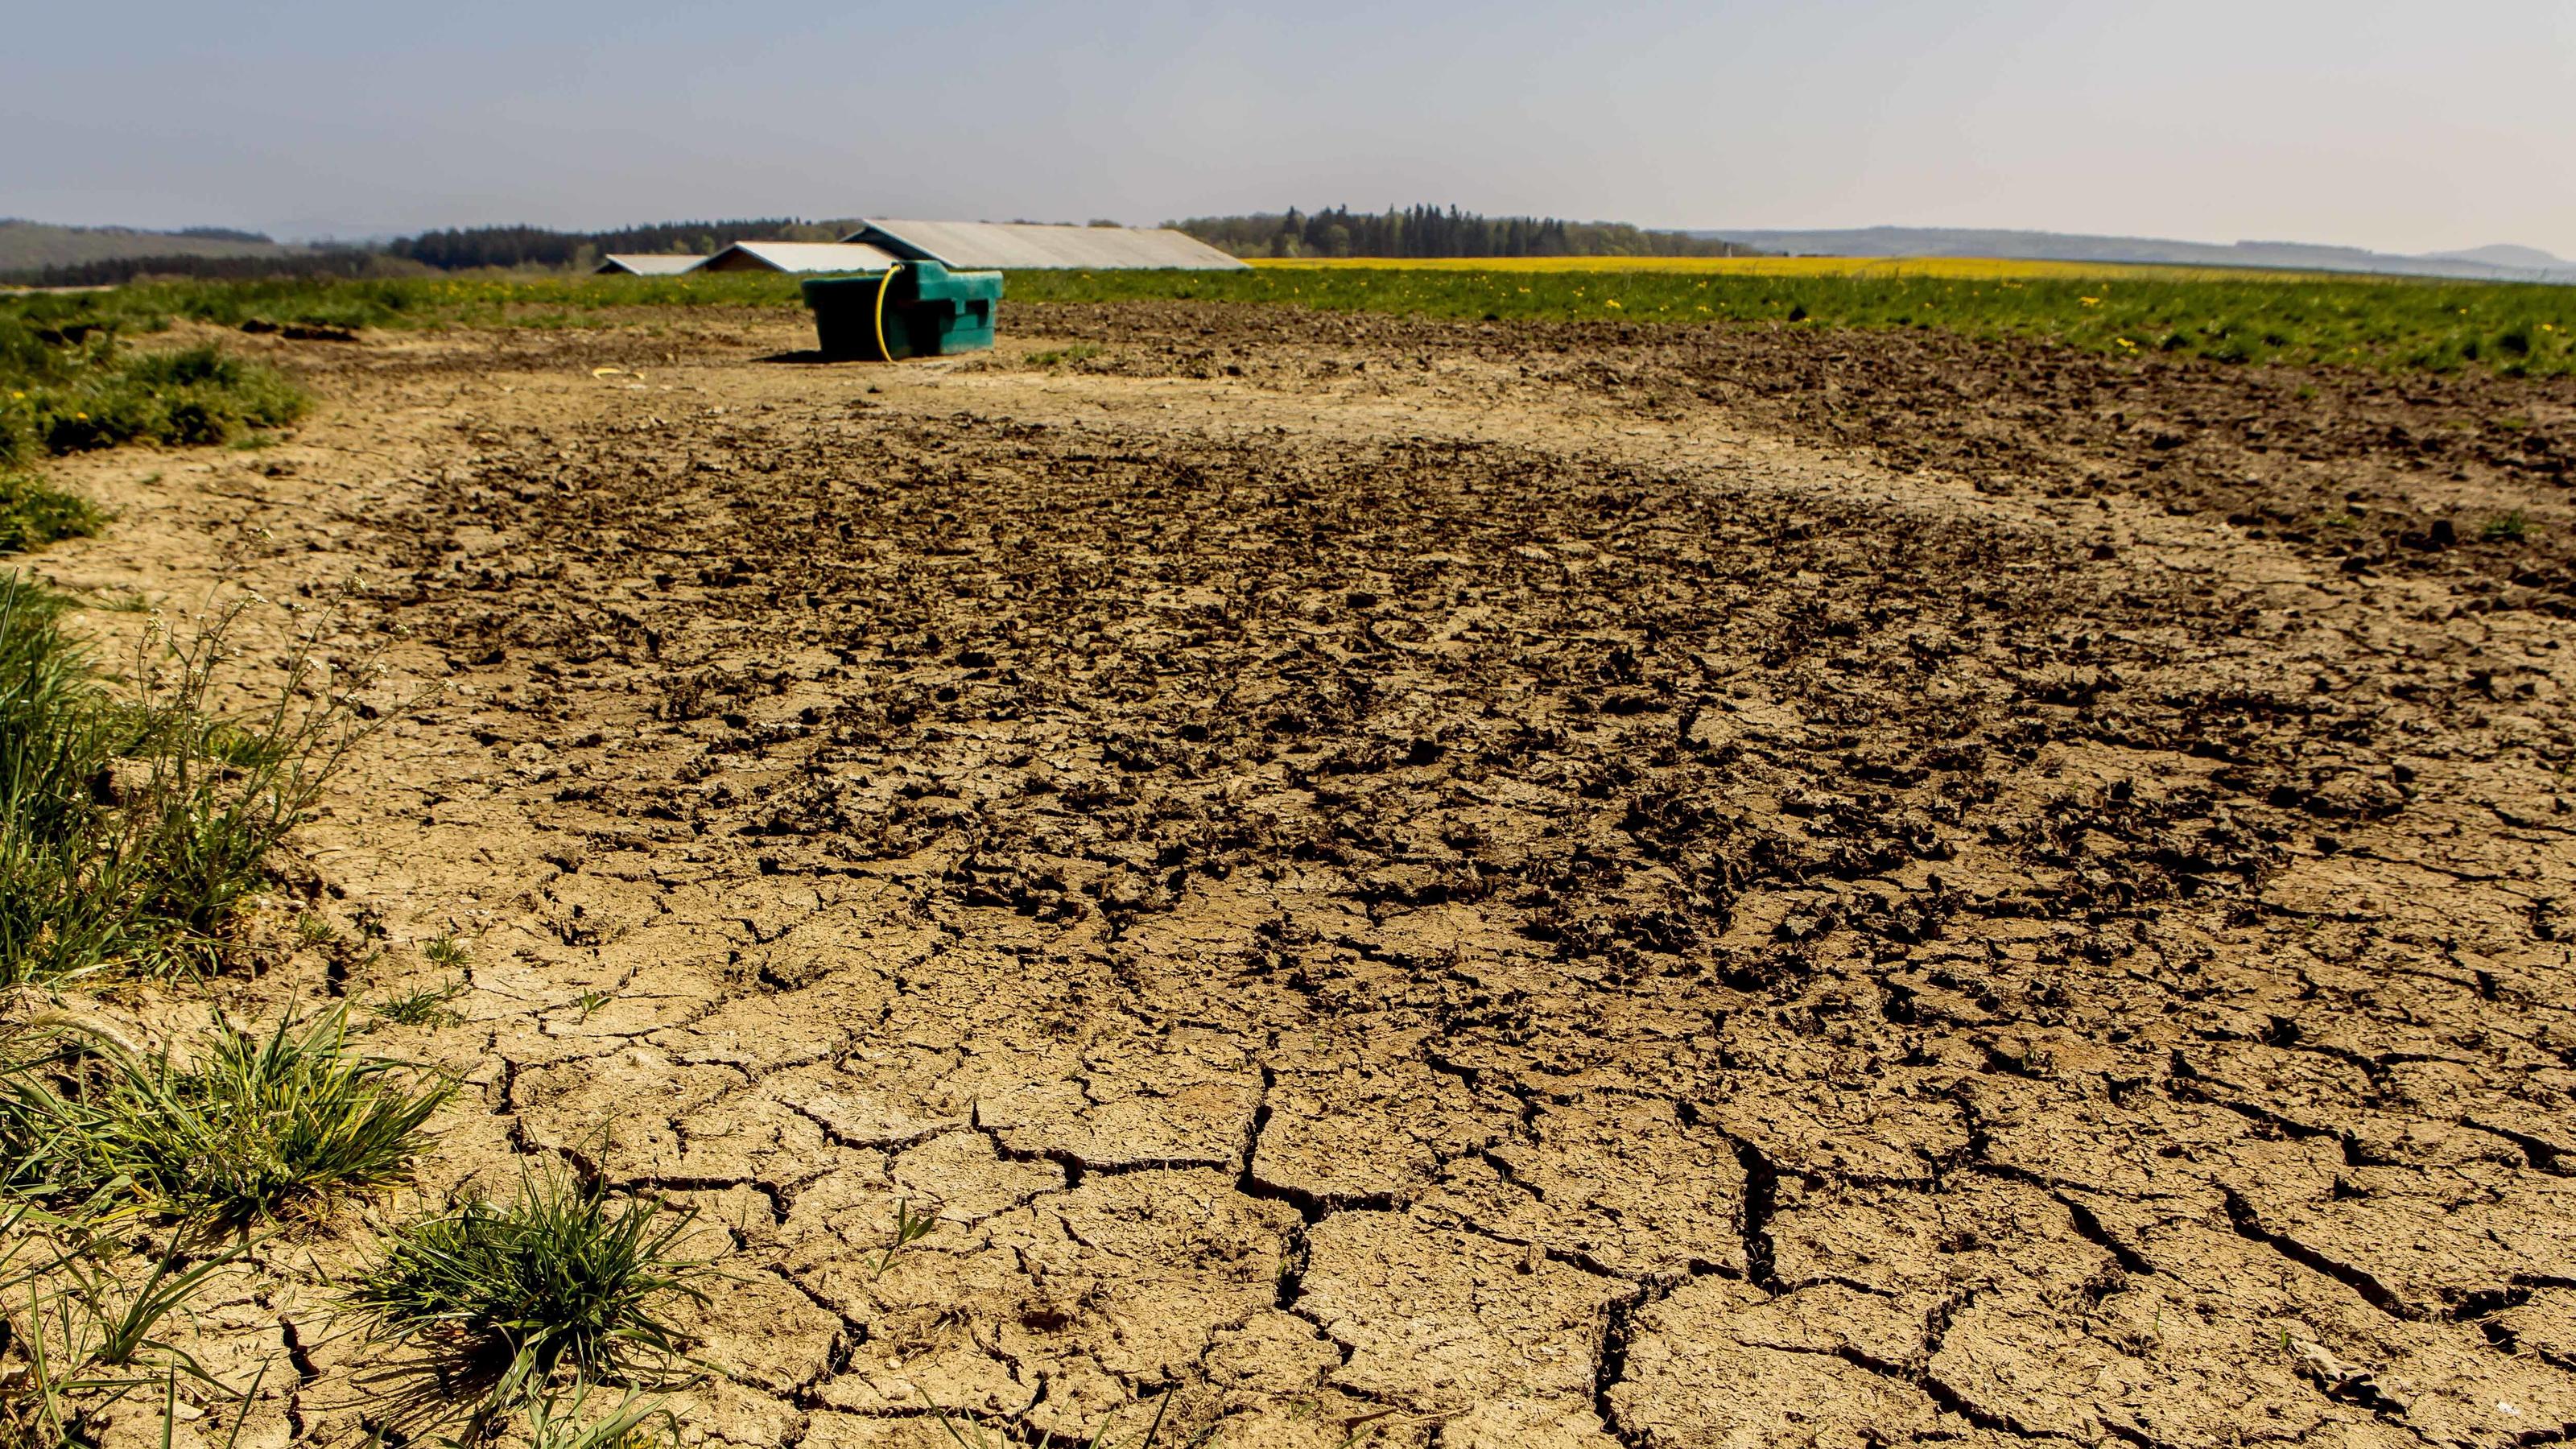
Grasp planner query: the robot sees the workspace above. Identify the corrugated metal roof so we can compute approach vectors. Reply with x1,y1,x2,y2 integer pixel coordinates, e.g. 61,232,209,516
594,254,708,276
842,220,1248,271
698,242,902,275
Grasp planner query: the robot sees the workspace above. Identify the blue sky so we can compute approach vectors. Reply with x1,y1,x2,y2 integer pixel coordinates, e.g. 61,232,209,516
6,0,2571,256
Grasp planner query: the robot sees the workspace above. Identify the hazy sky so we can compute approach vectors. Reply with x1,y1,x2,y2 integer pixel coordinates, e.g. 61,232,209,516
6,0,2571,256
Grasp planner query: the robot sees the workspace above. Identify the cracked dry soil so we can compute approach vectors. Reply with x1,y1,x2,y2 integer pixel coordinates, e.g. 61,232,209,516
31,302,2576,1448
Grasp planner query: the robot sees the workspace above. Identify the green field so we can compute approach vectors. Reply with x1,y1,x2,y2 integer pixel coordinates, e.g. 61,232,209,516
7,262,2576,378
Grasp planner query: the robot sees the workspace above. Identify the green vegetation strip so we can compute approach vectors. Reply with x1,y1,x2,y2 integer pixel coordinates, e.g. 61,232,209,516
1012,266,2576,375
2,307,310,557
12,266,2575,378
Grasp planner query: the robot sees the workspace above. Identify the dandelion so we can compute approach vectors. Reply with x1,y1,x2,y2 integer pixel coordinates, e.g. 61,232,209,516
1605,299,1623,309
2079,297,2103,307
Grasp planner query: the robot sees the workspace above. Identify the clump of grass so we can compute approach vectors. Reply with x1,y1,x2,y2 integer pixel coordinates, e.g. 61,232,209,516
370,975,467,1029
422,932,469,968
349,1166,712,1393
2482,510,2531,542
1026,343,1103,368
0,573,384,984
0,1004,452,1225
0,1200,252,1446
0,472,103,555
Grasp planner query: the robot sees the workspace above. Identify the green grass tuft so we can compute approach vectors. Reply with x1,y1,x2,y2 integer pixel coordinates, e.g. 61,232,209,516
369,975,468,1030
0,1199,254,1446
0,574,382,984
0,1003,451,1225
349,1165,712,1391
0,472,104,555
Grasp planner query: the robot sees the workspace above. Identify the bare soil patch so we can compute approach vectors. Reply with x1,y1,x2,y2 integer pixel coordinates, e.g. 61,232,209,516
27,303,2576,1447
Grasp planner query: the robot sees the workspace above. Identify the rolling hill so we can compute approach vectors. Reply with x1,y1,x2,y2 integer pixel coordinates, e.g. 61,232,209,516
0,220,296,273
1693,227,2576,283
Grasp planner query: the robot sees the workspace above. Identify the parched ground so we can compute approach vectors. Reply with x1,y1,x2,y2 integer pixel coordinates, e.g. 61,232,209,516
28,302,2576,1448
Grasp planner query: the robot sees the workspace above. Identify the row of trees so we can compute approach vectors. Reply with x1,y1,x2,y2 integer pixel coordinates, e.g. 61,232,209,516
1171,205,1757,259
2,218,872,285
17,250,426,287
391,218,856,270
6,207,1762,283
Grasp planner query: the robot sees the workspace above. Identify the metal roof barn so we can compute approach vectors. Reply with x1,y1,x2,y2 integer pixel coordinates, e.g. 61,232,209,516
594,254,707,276
841,220,1247,271
698,242,903,275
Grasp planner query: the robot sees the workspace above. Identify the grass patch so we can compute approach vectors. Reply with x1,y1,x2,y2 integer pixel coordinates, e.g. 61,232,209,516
0,308,304,566
349,1165,712,1410
369,975,467,1030
0,1004,450,1226
0,575,382,984
2483,510,2532,542
2,322,307,469
14,344,306,459
0,1200,252,1445
1026,342,1104,368
0,472,103,555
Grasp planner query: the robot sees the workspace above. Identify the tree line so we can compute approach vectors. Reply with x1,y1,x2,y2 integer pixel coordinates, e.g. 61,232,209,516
2,219,858,285
5,207,1764,285
1170,205,1760,259
390,218,856,270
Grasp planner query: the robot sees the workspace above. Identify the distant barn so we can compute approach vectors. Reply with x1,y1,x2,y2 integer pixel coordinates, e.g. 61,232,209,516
594,254,706,276
841,220,1247,271
696,242,903,275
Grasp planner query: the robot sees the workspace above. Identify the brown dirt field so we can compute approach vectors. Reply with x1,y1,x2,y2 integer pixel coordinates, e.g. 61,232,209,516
25,303,2576,1448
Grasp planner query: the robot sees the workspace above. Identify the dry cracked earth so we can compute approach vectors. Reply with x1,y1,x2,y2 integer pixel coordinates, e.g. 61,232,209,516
28,300,2576,1448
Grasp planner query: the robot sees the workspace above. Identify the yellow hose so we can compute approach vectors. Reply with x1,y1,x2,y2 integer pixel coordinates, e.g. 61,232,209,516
872,262,902,363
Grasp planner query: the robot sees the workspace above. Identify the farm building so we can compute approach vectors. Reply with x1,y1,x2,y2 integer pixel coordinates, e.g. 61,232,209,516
697,241,903,274
841,219,1247,270
595,254,706,275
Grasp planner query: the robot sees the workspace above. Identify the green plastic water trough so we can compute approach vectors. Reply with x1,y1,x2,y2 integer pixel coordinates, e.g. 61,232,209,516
801,261,1004,361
